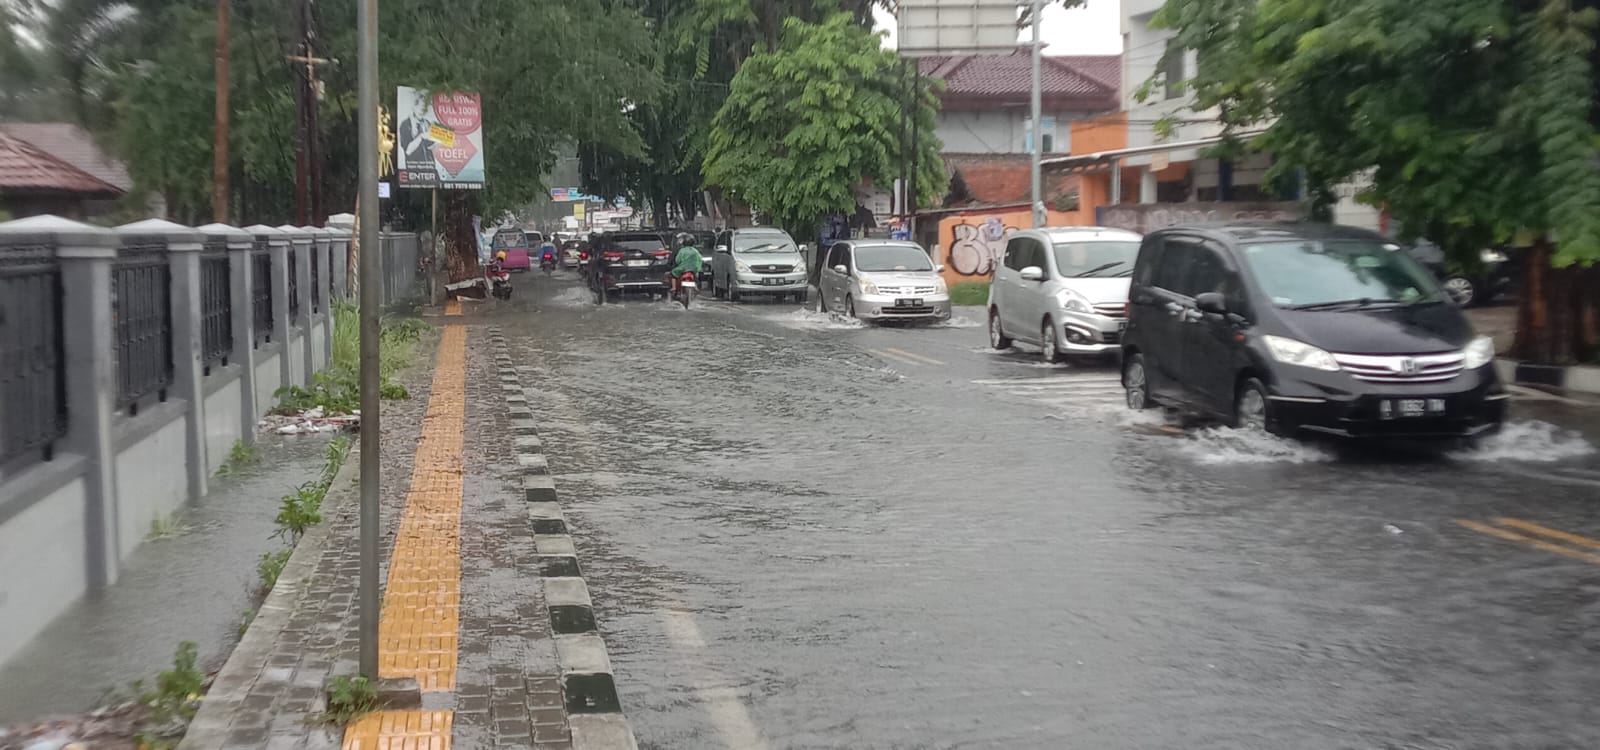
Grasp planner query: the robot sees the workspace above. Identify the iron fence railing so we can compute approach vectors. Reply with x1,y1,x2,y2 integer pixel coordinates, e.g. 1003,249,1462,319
310,240,321,313
0,236,67,464
200,238,232,373
112,238,173,412
251,239,272,346
287,247,300,318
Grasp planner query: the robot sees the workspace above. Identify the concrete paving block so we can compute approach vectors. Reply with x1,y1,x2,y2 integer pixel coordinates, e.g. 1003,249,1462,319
535,534,577,556
1568,365,1600,394
527,501,564,520
510,417,539,435
514,435,544,454
543,577,593,608
554,634,613,674
518,453,550,475
524,474,557,502
568,714,639,750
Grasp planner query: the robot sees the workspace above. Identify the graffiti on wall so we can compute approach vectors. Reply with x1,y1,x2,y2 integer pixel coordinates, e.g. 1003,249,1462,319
946,216,1019,277
1096,202,1304,235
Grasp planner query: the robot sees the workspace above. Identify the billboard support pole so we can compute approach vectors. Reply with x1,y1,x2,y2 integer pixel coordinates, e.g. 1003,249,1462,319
356,0,381,681
1030,0,1044,228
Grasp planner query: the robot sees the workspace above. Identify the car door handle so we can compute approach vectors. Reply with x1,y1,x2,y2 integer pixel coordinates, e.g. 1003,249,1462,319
1181,309,1204,323
1164,301,1185,316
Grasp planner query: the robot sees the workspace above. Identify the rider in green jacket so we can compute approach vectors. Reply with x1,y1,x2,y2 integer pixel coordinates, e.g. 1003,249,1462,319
669,233,703,291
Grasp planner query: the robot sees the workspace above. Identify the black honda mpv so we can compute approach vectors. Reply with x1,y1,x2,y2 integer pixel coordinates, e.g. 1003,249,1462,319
1120,222,1507,439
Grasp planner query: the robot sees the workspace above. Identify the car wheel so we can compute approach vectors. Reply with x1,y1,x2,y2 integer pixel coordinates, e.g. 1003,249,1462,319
1233,377,1273,432
1123,354,1155,410
1442,275,1475,307
1041,318,1064,364
988,308,1012,349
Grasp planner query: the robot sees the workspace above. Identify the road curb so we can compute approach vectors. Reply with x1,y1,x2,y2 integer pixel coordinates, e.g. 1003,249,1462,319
488,327,640,750
1496,357,1600,396
178,443,362,750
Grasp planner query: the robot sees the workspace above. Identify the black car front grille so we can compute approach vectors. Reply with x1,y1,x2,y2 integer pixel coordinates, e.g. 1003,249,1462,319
1101,331,1121,344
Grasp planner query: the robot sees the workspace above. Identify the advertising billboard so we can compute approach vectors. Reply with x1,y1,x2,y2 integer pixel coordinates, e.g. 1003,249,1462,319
396,87,486,189
897,0,1021,57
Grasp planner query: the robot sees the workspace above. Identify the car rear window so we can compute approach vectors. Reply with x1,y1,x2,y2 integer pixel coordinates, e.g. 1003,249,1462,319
613,238,668,253
492,231,527,249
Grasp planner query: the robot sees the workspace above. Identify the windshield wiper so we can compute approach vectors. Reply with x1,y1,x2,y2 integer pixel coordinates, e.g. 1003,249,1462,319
1289,297,1407,311
1073,262,1129,278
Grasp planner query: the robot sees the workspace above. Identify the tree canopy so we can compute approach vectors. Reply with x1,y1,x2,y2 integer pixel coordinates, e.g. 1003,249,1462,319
703,11,941,233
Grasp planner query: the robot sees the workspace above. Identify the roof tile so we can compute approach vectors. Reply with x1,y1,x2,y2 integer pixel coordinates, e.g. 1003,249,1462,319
920,51,1120,109
0,131,124,195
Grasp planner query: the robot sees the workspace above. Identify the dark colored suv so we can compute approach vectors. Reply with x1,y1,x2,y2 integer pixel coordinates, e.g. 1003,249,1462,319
587,230,673,301
1120,222,1506,439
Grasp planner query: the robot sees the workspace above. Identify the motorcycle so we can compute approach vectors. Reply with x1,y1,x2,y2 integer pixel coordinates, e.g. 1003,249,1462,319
673,271,697,310
540,254,556,276
487,264,513,300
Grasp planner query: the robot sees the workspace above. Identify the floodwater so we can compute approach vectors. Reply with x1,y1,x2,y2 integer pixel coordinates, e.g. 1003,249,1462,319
480,273,1600,750
0,433,334,723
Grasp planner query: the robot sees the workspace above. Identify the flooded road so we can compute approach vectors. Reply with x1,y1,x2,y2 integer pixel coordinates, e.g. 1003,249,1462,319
484,274,1600,750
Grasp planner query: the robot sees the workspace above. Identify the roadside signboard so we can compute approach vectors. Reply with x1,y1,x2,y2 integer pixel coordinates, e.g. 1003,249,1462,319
897,0,1021,57
574,203,586,220
396,86,486,189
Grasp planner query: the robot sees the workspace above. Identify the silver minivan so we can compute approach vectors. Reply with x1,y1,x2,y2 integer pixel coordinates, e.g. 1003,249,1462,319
987,226,1142,362
711,227,808,303
818,240,952,322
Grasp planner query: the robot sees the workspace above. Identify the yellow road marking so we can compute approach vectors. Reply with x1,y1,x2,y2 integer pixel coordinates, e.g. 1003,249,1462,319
1492,518,1600,551
343,325,466,750
444,299,461,316
872,348,930,367
1457,519,1600,566
884,347,944,365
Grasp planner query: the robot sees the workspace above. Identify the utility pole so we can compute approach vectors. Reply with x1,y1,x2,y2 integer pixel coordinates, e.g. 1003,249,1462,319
355,0,381,681
211,0,229,223
290,0,330,225
1029,0,1044,228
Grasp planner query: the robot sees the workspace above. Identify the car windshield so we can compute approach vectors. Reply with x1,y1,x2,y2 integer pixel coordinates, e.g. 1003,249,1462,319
615,239,667,253
855,245,933,272
735,235,795,254
1051,240,1140,278
491,232,526,249
1243,239,1444,307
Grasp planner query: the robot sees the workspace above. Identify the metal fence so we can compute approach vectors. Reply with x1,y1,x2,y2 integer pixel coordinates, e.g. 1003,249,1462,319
200,238,233,373
287,247,300,318
251,240,273,346
112,238,173,411
0,236,67,464
310,241,321,313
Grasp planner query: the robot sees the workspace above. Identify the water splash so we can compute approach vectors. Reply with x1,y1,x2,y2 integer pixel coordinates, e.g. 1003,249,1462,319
1450,420,1596,463
769,309,866,330
1177,427,1337,465
929,316,982,329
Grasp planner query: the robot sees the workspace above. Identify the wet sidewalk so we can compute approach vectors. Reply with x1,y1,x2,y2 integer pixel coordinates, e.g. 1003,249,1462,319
179,306,633,750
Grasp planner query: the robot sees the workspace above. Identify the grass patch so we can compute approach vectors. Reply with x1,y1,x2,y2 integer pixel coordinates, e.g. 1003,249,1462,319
256,549,292,594
146,511,190,541
319,675,380,725
949,281,990,306
278,303,421,414
131,641,203,749
218,440,258,475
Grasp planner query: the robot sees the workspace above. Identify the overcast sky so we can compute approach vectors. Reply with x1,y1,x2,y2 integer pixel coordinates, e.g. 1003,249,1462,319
873,0,1123,55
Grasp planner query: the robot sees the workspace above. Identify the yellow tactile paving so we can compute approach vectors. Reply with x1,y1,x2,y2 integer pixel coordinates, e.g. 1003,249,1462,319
342,324,466,750
343,709,453,750
444,299,461,316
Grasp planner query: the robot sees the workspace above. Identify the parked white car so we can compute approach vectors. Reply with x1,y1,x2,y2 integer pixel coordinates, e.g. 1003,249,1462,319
817,240,951,323
987,226,1142,362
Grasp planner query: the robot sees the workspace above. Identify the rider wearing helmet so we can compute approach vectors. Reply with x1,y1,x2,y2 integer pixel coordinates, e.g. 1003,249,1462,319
668,232,703,293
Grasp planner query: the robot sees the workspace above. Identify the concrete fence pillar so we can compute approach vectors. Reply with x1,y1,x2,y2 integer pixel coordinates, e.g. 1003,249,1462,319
118,219,207,502
327,213,354,298
1,216,123,588
279,226,316,386
200,223,258,445
305,227,335,371
246,225,293,394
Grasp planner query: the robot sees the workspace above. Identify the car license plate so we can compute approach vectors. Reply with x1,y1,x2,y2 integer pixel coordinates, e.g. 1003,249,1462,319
625,259,650,267
1378,398,1447,419
1117,320,1128,331
896,298,923,307
763,278,782,286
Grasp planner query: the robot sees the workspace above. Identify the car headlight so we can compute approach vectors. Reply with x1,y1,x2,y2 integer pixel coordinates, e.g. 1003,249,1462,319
735,260,751,273
1262,335,1340,371
933,279,948,294
1054,289,1092,314
858,277,879,295
1462,335,1495,369
1480,249,1508,264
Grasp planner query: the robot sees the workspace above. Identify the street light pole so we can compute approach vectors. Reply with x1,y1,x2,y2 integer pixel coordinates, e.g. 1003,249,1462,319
355,0,381,681
1029,0,1044,228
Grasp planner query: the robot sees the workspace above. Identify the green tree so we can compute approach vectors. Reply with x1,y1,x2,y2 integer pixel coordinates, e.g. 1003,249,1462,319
1149,0,1600,364
704,12,941,235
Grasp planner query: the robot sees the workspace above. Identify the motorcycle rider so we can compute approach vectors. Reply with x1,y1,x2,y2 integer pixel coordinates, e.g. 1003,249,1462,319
537,237,559,268
667,232,703,294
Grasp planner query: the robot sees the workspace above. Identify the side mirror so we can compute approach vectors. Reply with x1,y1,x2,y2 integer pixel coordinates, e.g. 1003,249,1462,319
1195,292,1227,315
935,264,945,272
1019,266,1044,281
832,264,848,275
798,243,810,253
716,245,729,253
